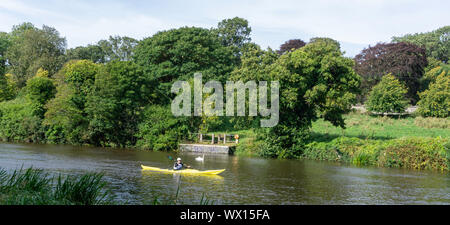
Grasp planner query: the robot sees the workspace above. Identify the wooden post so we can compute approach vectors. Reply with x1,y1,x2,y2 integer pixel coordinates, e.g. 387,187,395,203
199,133,203,143
223,133,226,144
211,134,215,144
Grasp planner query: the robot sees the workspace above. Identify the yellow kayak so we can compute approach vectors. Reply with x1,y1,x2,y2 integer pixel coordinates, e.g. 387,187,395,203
141,165,226,175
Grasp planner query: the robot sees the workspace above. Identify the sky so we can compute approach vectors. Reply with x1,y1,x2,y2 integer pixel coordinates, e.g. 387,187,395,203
0,0,448,57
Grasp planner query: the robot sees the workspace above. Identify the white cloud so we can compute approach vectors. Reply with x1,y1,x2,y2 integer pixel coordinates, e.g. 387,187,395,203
0,0,448,55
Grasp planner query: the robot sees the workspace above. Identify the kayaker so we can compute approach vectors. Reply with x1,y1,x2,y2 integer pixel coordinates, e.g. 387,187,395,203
173,158,191,170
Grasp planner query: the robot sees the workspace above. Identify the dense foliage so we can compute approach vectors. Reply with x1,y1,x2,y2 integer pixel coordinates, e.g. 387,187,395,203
354,42,427,103
277,39,306,55
392,26,449,63
5,23,67,88
417,72,450,118
232,38,360,158
0,20,448,166
366,74,409,113
134,27,237,104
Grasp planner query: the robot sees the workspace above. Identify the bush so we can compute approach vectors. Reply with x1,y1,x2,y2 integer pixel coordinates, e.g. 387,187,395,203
135,105,190,151
0,98,44,142
420,64,449,91
366,74,409,113
303,136,449,171
417,73,449,117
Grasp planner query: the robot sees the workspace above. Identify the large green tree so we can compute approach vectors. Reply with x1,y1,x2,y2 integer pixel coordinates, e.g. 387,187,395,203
216,17,252,56
417,72,449,118
98,35,139,61
44,60,101,144
6,23,67,88
66,45,106,63
233,38,360,158
134,26,237,104
392,26,449,63
366,74,409,114
86,61,149,147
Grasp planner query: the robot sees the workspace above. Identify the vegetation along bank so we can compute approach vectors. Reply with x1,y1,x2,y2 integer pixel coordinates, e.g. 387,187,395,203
0,19,449,171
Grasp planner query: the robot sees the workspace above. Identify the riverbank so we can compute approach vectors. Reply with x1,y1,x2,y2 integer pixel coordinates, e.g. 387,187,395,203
0,167,113,205
232,113,450,171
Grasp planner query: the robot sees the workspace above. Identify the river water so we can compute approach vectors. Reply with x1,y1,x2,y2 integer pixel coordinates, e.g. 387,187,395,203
0,142,449,204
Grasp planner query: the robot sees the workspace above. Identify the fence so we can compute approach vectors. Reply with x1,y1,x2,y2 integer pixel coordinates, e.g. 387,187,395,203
185,133,239,145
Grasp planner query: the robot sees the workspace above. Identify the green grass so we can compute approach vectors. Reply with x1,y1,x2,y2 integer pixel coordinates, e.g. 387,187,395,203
311,112,450,142
227,113,450,171
307,113,450,171
0,167,114,205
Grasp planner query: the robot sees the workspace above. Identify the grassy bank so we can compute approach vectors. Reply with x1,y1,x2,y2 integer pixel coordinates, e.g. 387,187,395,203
0,167,216,205
233,113,450,171
0,167,114,205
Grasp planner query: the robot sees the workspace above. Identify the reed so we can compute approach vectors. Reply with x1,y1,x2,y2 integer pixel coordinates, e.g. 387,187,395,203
0,167,113,205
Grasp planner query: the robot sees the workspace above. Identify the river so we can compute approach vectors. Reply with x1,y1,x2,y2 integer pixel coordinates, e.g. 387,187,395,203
0,142,449,204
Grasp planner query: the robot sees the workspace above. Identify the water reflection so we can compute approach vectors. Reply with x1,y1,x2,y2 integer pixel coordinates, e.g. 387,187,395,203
0,142,449,204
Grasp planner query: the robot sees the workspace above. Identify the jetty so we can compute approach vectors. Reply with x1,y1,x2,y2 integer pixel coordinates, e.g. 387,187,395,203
179,133,239,154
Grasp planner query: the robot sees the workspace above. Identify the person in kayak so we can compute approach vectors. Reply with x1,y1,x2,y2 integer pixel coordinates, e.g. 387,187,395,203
173,158,191,170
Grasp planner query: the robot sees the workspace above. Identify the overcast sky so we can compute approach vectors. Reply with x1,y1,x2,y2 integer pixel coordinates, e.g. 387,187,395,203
0,0,448,56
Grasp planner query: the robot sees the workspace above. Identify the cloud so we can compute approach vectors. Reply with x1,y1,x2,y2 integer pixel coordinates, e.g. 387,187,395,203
0,0,448,56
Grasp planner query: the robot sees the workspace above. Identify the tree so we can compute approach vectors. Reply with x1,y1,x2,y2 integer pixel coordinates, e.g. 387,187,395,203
354,42,427,103
0,32,10,76
25,75,56,118
66,45,106,63
86,61,148,147
98,36,139,61
44,60,102,144
135,105,190,151
0,32,11,101
233,38,360,158
392,26,449,63
366,74,409,114
420,63,449,92
277,39,306,55
417,73,449,118
6,23,67,88
216,17,252,51
134,27,237,104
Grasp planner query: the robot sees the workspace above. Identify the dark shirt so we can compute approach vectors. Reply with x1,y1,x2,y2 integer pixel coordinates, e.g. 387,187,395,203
173,162,183,170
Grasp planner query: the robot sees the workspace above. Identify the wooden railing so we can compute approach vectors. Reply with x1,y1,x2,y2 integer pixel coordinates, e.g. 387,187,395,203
186,133,239,145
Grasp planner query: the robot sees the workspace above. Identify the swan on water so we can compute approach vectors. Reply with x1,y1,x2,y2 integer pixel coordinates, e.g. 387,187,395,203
195,154,205,161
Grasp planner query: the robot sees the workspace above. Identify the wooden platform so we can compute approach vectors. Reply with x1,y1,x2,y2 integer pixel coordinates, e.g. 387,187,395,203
179,144,235,154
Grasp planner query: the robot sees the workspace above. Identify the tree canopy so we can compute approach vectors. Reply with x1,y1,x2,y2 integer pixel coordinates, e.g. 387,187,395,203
354,42,428,103
278,39,306,55
216,17,252,51
134,26,237,103
366,74,409,113
392,26,449,63
6,23,67,88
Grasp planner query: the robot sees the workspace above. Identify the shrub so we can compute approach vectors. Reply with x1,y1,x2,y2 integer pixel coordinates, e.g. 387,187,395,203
0,98,44,142
304,136,449,171
417,73,449,117
366,74,409,113
135,105,190,151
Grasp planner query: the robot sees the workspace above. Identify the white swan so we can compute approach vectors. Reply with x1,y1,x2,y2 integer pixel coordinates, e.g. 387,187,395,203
195,154,205,161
